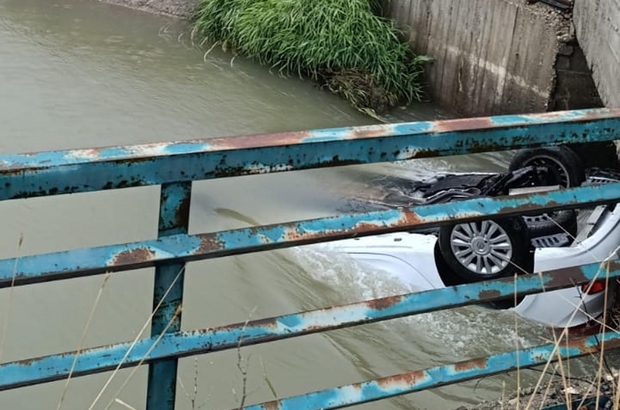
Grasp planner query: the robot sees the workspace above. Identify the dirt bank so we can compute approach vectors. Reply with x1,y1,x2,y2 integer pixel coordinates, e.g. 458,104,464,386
98,0,197,18
459,377,616,410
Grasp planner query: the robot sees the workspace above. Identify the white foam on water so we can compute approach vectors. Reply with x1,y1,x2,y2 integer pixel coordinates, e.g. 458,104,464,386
289,246,422,302
287,244,549,357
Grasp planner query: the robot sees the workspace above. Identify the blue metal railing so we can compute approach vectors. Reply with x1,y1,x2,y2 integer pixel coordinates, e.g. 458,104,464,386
1,108,620,409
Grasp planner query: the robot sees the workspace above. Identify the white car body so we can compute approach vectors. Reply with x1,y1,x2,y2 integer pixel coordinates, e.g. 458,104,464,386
324,204,620,329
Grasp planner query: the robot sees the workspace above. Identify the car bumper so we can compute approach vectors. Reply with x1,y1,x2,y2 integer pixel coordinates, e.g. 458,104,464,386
513,285,615,329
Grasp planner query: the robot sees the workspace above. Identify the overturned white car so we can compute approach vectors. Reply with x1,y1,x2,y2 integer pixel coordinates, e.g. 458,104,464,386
327,146,620,332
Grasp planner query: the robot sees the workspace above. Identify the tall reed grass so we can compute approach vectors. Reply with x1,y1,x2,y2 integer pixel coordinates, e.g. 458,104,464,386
192,0,430,114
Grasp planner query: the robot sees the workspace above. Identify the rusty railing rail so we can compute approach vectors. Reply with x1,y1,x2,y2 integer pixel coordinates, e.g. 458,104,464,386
1,108,619,410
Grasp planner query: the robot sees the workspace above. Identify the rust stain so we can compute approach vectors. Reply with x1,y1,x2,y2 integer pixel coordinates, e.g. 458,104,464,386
350,221,387,233
545,266,589,289
564,334,620,352
303,324,334,333
606,260,620,273
401,208,424,226
197,235,225,254
283,228,312,242
454,357,488,372
238,317,280,331
348,125,392,139
495,199,573,218
69,148,103,159
376,370,426,389
206,131,311,150
541,111,575,119
431,116,495,133
600,337,620,350
367,295,403,310
281,221,390,243
261,400,281,410
582,108,620,119
13,357,39,366
111,248,156,266
564,335,591,350
478,290,502,300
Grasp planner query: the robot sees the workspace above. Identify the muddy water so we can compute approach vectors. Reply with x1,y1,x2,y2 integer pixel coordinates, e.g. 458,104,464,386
0,1,594,409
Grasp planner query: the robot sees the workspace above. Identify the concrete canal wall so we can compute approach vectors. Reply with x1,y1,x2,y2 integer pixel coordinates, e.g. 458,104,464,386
387,0,604,117
573,0,620,108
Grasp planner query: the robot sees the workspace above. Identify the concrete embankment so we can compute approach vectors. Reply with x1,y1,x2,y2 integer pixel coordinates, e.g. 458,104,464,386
573,0,620,108
387,0,604,117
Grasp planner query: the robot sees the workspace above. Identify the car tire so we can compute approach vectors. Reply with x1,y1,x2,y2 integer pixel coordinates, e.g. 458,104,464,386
508,145,585,187
509,146,584,240
438,217,532,282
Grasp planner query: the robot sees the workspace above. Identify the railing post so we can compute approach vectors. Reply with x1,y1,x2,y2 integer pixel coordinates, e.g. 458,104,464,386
146,182,192,410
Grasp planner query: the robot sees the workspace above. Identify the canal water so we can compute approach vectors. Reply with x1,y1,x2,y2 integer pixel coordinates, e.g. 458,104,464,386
0,0,595,409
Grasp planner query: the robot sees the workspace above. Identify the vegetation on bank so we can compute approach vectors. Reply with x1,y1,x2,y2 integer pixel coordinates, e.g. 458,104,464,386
192,0,430,115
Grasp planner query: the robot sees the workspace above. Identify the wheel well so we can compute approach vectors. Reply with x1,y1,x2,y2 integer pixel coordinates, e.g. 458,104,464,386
433,241,464,287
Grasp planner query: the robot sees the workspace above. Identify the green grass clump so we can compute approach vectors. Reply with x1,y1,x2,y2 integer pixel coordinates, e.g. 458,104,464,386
193,0,430,114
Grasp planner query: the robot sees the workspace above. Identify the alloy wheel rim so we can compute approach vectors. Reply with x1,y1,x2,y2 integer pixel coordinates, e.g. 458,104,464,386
449,220,513,275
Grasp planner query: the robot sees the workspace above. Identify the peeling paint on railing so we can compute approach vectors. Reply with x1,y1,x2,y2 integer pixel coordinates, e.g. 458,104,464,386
243,332,620,410
0,258,616,391
1,108,620,409
0,108,619,201
0,182,619,288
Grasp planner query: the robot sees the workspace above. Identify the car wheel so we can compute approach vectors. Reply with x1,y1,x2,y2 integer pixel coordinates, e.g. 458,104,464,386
438,217,532,282
509,146,584,239
508,145,585,187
